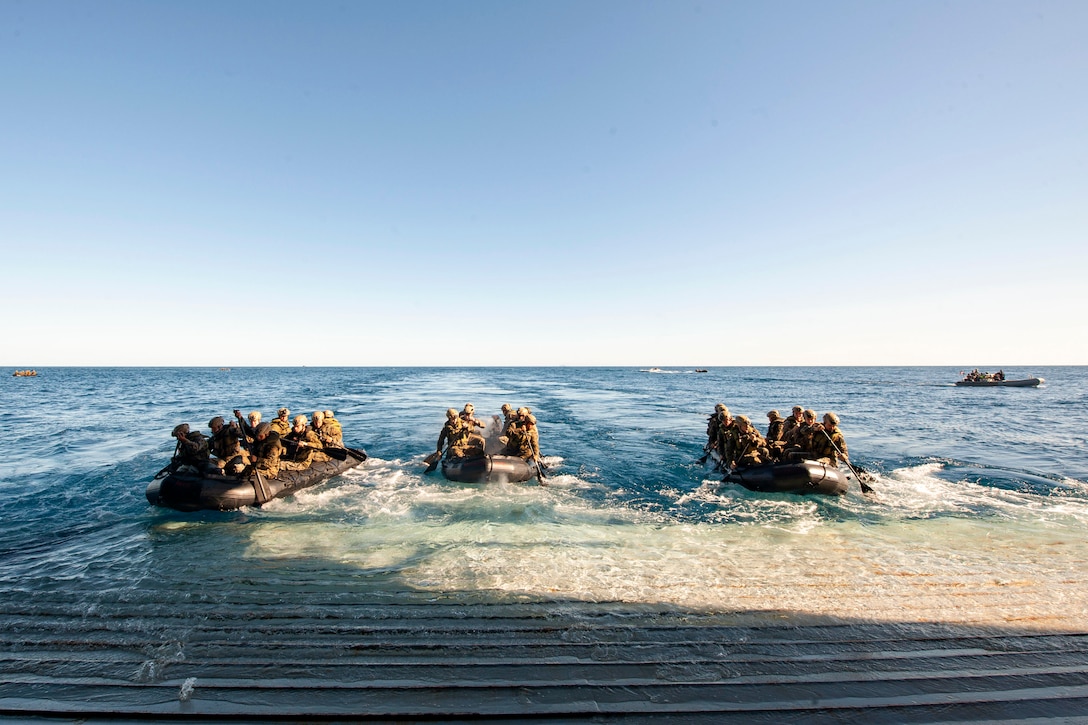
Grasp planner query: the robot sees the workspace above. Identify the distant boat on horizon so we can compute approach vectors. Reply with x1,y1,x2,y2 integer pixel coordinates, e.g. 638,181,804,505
955,376,1043,387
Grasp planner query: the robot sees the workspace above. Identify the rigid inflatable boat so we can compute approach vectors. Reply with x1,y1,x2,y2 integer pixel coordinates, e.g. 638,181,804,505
441,454,535,484
954,377,1043,387
722,458,849,496
147,448,367,512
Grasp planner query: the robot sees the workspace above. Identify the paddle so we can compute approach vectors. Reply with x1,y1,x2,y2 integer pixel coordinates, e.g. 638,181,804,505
423,450,442,473
697,414,719,464
819,428,874,494
533,457,547,484
251,465,272,504
282,438,350,461
153,442,180,480
342,446,368,461
235,424,272,504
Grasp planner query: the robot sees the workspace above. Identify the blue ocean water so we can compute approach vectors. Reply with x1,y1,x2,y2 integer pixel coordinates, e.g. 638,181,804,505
1,366,1086,628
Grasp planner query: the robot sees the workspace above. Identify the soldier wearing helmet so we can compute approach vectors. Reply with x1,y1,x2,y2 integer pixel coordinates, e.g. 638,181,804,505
170,423,214,473
706,404,729,452
764,410,786,462
250,422,283,479
730,415,769,469
782,409,819,459
502,418,535,461
232,409,262,443
522,413,541,462
811,412,849,466
319,409,343,448
499,404,519,435
713,408,737,469
782,406,805,441
437,408,469,459
455,404,486,457
283,414,328,469
460,404,485,430
209,415,248,473
270,407,292,437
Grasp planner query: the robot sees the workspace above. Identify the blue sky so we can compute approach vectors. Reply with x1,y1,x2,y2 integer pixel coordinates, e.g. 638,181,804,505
2,0,1086,366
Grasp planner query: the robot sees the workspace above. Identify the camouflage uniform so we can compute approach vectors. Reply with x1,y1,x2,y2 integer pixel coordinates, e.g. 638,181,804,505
316,417,344,448
270,417,291,437
284,426,329,467
438,417,470,459
781,414,803,441
501,412,519,437
706,415,722,451
236,414,259,444
715,417,738,466
732,426,769,468
176,431,212,470
456,412,486,457
763,415,786,463
251,432,283,479
502,424,535,460
210,425,246,471
797,422,819,452
526,425,540,460
811,425,848,466
517,414,541,460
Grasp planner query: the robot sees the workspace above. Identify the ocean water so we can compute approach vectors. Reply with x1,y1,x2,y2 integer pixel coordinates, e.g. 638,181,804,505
2,365,1086,642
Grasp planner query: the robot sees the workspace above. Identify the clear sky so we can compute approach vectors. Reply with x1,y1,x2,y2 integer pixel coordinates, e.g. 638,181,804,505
2,0,1086,366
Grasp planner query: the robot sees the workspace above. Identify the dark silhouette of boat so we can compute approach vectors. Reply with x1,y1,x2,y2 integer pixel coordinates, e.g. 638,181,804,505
441,454,535,483
955,377,1043,387
147,448,367,511
722,459,848,496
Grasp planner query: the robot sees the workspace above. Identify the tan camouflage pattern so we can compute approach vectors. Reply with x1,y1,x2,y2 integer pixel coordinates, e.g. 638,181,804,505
252,432,283,479
811,426,848,465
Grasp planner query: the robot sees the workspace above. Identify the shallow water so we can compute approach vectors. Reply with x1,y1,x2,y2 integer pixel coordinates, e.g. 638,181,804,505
2,366,1086,632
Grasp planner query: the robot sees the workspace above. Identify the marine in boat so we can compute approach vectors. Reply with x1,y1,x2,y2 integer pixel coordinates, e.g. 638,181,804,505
426,404,545,484
705,448,849,496
955,369,1043,387
148,447,366,512
148,416,366,512
701,407,864,496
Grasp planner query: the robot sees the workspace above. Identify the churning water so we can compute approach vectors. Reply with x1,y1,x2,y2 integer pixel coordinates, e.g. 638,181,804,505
2,366,1086,646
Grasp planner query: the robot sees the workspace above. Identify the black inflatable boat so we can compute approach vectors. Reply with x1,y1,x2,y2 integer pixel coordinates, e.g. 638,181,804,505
441,454,536,483
147,448,367,512
722,458,848,496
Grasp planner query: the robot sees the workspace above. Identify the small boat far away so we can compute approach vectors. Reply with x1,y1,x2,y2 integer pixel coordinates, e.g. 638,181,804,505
955,377,1043,387
955,370,1043,387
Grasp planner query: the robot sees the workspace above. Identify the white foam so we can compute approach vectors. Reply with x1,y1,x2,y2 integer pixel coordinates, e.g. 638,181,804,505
234,457,1088,627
